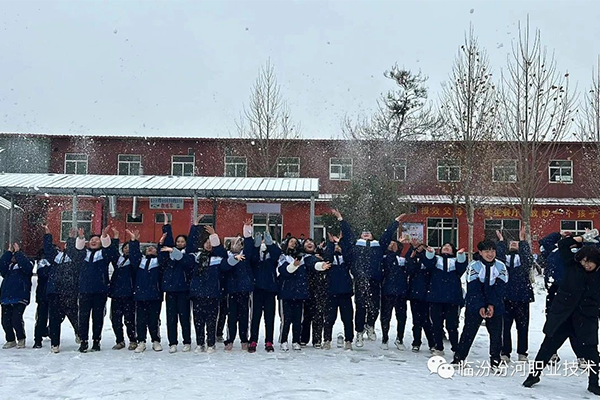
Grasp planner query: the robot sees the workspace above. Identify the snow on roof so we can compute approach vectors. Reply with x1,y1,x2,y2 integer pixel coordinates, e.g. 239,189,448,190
0,173,320,199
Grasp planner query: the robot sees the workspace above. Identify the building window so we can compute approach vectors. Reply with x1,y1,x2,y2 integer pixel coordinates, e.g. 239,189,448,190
426,218,458,248
549,160,573,183
154,213,172,224
561,220,593,236
437,160,461,182
252,214,283,243
196,215,214,226
277,157,300,178
64,153,88,175
60,211,93,241
313,215,326,244
126,213,143,223
118,154,142,175
493,159,517,182
171,155,195,176
225,156,247,177
329,158,352,181
484,219,521,242
392,159,407,181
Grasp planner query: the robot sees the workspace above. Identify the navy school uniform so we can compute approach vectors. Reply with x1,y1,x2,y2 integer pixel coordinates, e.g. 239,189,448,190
539,233,565,316
33,258,50,345
277,253,310,344
496,240,535,358
407,250,434,349
74,235,119,343
423,251,468,352
131,240,164,344
300,252,328,345
380,247,413,345
323,239,354,343
109,250,137,345
43,234,80,347
0,250,33,343
454,258,508,364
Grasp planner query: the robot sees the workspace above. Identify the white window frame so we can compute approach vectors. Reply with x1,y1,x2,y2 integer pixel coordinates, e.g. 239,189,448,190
154,213,173,224
392,159,407,181
118,154,142,176
492,159,517,183
437,159,461,182
313,215,327,244
277,157,301,178
549,160,573,184
171,155,195,176
60,210,93,241
560,220,593,236
64,153,88,175
126,213,144,224
426,217,458,248
224,156,248,177
484,219,521,241
252,214,283,243
329,158,353,181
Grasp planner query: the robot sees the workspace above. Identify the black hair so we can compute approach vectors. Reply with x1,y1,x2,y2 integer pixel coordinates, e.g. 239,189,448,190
441,242,457,256
36,248,45,260
89,234,101,240
175,234,188,243
121,242,129,252
477,239,497,252
574,246,600,268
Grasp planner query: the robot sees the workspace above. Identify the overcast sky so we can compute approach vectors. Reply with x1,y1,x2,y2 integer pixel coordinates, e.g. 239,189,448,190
1,0,599,139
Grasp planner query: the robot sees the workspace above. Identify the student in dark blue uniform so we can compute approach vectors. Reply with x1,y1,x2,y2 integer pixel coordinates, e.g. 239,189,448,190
332,209,402,347
300,238,328,348
187,223,228,353
424,242,468,356
41,225,80,353
33,248,50,348
0,243,33,349
161,213,194,354
452,239,508,368
323,232,354,350
109,230,137,351
74,226,118,353
495,227,534,363
222,220,254,351
248,229,281,353
407,242,435,353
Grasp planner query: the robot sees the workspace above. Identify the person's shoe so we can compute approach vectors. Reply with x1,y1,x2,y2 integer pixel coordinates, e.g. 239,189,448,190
432,349,445,357
128,341,138,351
248,341,257,353
411,345,420,353
169,345,177,354
450,357,462,366
518,354,529,362
344,341,353,351
3,341,16,349
337,333,344,348
523,373,541,388
588,384,600,396
78,341,88,353
549,353,560,365
216,335,224,343
501,354,511,363
51,345,60,354
224,342,233,351
429,347,436,353
355,332,364,348
112,342,125,350
241,342,249,351
91,340,101,352
195,345,206,354
300,342,307,347
280,342,289,352
381,341,389,350
135,342,146,353
265,342,275,352
292,343,302,351
323,341,331,350
75,335,81,345
33,341,42,349
152,341,163,352
394,339,406,351
16,339,26,349
313,342,322,349
182,344,191,352
206,345,216,353
365,325,377,341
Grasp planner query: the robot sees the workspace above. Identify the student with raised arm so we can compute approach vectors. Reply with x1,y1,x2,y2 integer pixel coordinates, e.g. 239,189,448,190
332,209,403,347
300,237,328,348
41,225,80,353
0,243,33,349
406,240,435,353
495,227,535,363
33,248,49,348
74,225,118,353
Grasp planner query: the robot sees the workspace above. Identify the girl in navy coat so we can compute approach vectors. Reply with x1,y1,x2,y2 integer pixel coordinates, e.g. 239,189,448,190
187,223,228,353
1,243,33,349
423,242,468,356
33,248,49,348
407,242,435,353
222,220,255,351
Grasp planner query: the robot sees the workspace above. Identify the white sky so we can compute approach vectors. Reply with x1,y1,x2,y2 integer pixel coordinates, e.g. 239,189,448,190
1,0,599,138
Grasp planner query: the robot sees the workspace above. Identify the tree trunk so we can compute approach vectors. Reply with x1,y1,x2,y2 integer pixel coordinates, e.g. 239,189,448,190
466,196,475,261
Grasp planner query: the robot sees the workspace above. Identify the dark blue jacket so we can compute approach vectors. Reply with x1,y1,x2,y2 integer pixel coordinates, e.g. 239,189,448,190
0,251,33,305
131,240,164,302
161,224,193,293
540,232,565,285
188,245,228,299
496,241,535,303
250,243,282,293
277,254,310,300
74,237,119,294
407,251,430,301
223,237,255,294
424,252,468,306
465,259,508,315
340,219,399,283
323,240,353,296
381,249,411,298
35,259,50,303
109,254,135,298
42,234,79,295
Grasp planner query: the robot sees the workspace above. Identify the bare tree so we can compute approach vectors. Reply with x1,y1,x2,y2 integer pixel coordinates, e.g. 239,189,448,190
498,19,576,242
577,57,600,200
237,60,300,177
439,26,497,256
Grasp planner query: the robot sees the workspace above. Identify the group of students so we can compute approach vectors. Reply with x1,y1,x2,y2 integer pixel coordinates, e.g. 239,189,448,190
1,210,600,395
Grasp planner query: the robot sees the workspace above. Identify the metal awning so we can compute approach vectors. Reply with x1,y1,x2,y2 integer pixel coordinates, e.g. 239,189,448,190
0,196,22,211
0,173,320,199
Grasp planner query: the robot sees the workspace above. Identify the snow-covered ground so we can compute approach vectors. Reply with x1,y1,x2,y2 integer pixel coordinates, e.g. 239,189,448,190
0,276,593,400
